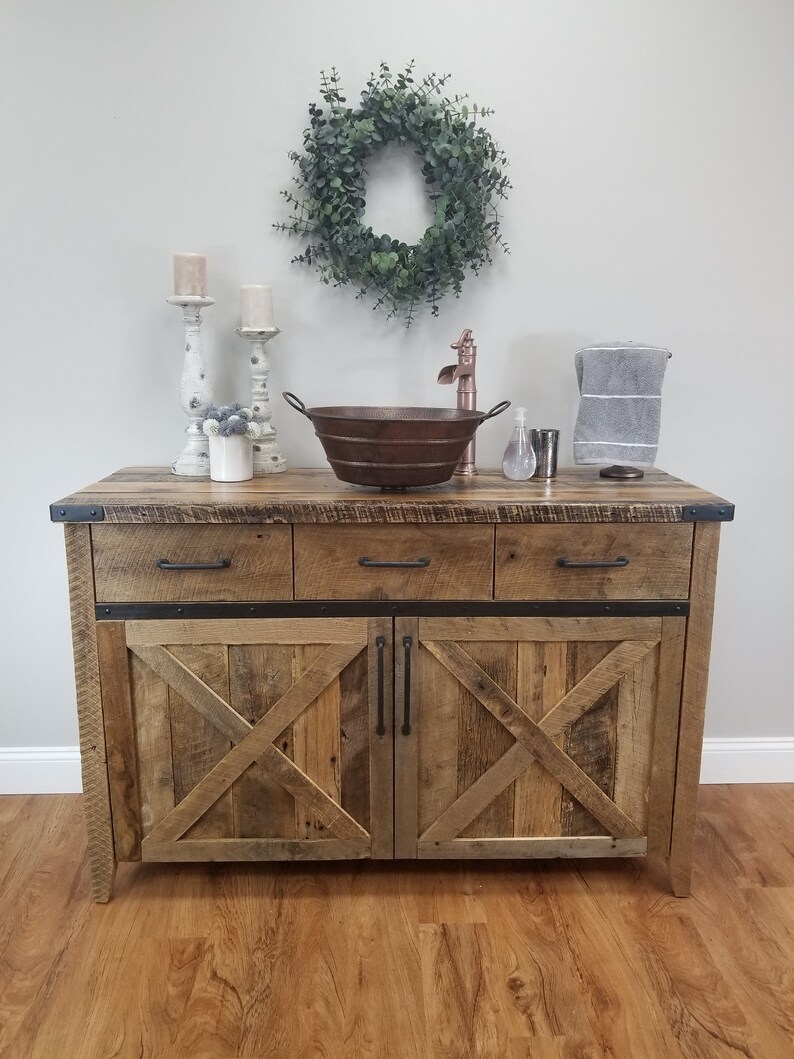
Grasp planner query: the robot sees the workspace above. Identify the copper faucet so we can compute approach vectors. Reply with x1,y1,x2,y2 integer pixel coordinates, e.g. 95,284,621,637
438,328,478,475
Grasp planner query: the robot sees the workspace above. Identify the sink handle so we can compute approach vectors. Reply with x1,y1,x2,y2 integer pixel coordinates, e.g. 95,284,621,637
282,392,311,418
480,400,511,422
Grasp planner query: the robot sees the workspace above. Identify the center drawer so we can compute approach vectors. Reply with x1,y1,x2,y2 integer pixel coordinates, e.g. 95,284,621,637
294,525,494,600
92,524,293,602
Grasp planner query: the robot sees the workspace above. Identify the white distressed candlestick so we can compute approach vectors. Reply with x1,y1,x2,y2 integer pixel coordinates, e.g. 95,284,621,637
167,294,215,476
235,326,286,474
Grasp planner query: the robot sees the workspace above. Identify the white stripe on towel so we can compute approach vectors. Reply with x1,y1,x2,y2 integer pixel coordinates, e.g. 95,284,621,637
576,346,671,355
574,441,657,447
581,394,662,399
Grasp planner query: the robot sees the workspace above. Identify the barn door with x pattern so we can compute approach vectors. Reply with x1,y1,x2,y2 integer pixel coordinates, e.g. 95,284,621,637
99,617,393,862
394,615,685,860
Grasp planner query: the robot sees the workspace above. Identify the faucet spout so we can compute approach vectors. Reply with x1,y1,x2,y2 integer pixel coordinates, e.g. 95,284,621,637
437,363,470,385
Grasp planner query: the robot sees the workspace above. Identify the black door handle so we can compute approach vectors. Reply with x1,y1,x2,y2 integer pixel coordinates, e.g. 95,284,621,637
155,558,232,571
402,635,413,736
557,556,630,569
375,635,386,736
358,556,431,569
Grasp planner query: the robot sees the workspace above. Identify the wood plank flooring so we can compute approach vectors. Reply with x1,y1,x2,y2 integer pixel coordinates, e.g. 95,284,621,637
0,785,791,1058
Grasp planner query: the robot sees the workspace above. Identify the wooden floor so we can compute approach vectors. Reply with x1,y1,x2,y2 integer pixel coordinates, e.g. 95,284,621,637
0,786,792,1059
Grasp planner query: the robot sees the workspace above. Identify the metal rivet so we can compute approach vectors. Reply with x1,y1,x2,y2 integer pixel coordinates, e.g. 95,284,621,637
59,509,66,516
90,510,97,516
104,608,111,615
718,508,725,516
176,607,183,614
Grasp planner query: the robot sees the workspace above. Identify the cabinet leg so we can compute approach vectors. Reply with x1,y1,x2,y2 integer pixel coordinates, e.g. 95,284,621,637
670,852,694,898
668,522,721,898
83,806,117,904
65,525,118,903
79,736,118,902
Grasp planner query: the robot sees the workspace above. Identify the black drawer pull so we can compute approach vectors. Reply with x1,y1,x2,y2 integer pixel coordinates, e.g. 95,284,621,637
375,635,386,736
155,558,232,571
358,556,431,569
557,555,630,569
402,635,413,735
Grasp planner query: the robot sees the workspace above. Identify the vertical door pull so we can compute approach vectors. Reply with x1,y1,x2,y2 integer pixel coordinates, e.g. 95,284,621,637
402,635,413,735
375,635,386,736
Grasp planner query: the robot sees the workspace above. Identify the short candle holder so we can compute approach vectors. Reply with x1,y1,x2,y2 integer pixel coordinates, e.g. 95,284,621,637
235,326,286,474
167,294,215,476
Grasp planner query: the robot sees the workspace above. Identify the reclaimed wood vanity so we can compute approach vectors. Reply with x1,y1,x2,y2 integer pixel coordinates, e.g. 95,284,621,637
51,467,733,901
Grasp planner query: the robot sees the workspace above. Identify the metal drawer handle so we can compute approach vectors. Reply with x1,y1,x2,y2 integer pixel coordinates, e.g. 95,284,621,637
155,558,232,571
402,635,413,735
358,556,431,569
557,555,630,569
375,635,386,736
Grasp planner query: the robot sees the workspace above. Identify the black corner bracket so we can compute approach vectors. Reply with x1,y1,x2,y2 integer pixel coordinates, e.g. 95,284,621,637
681,504,735,522
50,504,105,523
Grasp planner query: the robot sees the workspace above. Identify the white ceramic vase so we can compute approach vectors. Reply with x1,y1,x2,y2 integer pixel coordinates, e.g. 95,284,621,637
208,434,253,482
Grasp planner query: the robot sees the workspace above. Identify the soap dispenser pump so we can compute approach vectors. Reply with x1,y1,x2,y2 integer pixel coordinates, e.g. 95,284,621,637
501,407,536,481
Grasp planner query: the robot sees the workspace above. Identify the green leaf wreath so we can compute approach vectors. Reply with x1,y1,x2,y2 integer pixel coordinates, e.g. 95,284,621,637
275,62,511,325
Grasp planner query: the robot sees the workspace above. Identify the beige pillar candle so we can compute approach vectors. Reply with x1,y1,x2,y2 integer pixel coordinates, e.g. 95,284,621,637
240,285,275,329
173,253,207,296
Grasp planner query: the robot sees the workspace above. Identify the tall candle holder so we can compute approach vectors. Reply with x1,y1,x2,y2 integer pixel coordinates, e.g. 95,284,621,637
167,294,215,476
235,326,286,474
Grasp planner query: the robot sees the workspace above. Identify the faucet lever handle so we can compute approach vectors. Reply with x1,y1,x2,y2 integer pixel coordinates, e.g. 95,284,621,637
450,328,474,351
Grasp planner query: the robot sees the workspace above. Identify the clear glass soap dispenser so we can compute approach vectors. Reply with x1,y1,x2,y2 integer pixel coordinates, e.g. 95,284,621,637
501,406,536,481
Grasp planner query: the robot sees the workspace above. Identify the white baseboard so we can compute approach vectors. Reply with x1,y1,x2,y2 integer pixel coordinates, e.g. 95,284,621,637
699,738,794,784
0,747,82,794
0,739,792,795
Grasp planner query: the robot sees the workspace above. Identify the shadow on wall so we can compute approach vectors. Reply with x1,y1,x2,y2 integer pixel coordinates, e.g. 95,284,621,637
500,333,589,466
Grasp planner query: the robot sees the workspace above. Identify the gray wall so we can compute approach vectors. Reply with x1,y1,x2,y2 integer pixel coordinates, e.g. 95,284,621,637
2,1,792,749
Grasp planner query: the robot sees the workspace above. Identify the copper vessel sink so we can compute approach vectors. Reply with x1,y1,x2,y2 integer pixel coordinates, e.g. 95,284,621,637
282,392,510,488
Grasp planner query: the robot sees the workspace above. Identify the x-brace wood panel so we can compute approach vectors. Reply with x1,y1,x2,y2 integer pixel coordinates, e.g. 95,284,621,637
419,639,658,843
130,638,370,848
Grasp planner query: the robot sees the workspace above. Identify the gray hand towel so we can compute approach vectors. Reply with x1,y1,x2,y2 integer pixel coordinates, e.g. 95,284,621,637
573,343,670,466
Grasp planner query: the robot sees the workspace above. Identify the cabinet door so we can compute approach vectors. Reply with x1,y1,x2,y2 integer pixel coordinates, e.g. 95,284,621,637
98,617,392,862
394,615,685,860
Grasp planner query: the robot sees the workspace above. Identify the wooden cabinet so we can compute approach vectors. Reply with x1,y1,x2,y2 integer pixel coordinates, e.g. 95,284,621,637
52,467,733,901
394,616,684,861
97,617,392,864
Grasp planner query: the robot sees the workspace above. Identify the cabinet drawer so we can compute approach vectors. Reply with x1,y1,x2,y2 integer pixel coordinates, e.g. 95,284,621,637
294,525,494,600
92,524,293,602
495,524,692,600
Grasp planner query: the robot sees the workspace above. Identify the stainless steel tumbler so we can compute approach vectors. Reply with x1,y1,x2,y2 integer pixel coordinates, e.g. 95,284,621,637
530,429,559,478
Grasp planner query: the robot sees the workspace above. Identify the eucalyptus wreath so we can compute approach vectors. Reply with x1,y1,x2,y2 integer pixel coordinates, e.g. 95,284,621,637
275,62,511,325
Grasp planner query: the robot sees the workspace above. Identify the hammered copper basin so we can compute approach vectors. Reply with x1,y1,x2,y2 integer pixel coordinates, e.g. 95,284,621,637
282,392,510,488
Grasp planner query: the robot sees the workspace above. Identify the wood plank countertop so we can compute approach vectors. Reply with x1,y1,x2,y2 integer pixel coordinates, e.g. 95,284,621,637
51,467,734,525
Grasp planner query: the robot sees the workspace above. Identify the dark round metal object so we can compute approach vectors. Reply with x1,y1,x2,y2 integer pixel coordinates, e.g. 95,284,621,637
283,393,510,488
599,464,645,479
